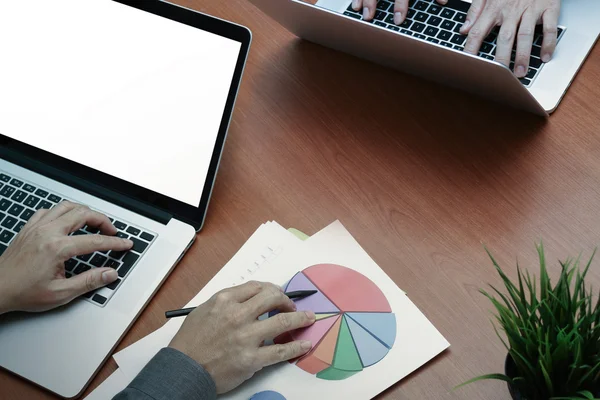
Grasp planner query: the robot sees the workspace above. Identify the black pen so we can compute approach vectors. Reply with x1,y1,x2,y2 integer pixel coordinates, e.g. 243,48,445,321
165,290,317,319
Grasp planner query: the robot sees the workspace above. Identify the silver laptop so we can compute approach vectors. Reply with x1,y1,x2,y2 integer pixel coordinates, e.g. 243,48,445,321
250,0,599,116
0,0,250,397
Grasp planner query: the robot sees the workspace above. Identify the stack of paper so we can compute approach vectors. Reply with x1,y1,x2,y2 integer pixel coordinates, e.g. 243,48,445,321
86,221,449,400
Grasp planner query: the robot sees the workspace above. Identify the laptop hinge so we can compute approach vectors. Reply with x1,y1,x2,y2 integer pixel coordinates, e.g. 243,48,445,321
0,147,172,225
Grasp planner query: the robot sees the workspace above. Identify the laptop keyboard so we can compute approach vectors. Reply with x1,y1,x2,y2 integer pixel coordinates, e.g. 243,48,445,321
0,172,157,308
343,0,565,87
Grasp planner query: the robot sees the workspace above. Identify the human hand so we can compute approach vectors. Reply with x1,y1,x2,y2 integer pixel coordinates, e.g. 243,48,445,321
353,0,448,23
0,201,133,314
169,281,316,394
461,0,561,77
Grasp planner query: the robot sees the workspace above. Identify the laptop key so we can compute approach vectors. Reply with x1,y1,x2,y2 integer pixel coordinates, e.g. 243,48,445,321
385,14,395,24
426,37,440,44
427,4,441,15
105,259,121,269
14,221,25,233
130,237,149,254
441,9,455,19
0,230,15,244
77,253,93,262
519,77,531,85
24,195,40,208
374,20,387,27
65,258,78,272
118,252,140,278
92,294,107,305
140,232,155,242
529,57,542,68
407,9,416,18
20,208,35,221
526,68,536,79
453,45,464,51
126,226,141,236
34,189,49,198
0,244,7,256
414,1,428,10
22,184,36,193
10,179,23,188
441,42,453,48
453,12,466,23
114,221,127,230
399,18,412,29
343,11,361,19
48,194,62,203
400,28,413,35
8,204,25,218
74,264,91,274
0,185,16,197
1,216,17,229
90,254,108,268
109,250,126,260
411,22,426,33
0,174,11,183
116,231,129,239
437,30,452,41
377,0,392,10
450,33,466,45
0,199,10,211
106,279,122,290
72,230,87,236
388,25,400,31
36,200,53,210
425,26,439,37
441,20,455,31
414,12,428,22
480,42,494,54
11,190,27,203
530,45,541,58
427,16,442,26
414,33,426,40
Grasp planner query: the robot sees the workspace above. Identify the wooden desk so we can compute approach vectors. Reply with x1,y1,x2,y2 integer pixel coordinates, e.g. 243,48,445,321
2,1,600,398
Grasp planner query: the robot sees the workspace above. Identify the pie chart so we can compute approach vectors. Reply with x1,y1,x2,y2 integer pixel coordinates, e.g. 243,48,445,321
249,391,286,400
273,264,396,380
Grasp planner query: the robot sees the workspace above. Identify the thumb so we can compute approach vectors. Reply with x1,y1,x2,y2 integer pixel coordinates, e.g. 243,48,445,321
61,268,118,300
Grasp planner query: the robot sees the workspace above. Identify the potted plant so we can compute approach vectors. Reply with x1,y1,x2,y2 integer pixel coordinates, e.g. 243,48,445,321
458,244,600,400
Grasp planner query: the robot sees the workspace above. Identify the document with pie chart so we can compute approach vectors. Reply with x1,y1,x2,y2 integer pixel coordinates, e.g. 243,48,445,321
220,220,450,400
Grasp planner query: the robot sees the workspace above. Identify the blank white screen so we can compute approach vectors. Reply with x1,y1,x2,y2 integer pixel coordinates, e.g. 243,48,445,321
0,0,242,206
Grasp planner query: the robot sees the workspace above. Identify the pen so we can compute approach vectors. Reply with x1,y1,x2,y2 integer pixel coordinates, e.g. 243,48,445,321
165,289,318,319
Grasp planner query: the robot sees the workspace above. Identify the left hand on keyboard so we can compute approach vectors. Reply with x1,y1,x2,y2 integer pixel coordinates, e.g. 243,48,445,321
0,201,133,314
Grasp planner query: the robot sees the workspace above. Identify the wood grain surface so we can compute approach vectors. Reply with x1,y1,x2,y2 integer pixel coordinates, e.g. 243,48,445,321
1,1,600,399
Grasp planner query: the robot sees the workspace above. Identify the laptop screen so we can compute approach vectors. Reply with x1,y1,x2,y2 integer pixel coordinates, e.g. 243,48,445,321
0,0,242,207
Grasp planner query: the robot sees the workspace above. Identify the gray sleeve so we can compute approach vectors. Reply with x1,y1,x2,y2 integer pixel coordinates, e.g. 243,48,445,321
113,347,217,400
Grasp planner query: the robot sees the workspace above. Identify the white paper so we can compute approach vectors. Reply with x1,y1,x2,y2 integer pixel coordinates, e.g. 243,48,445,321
113,222,304,380
84,368,130,400
220,221,450,400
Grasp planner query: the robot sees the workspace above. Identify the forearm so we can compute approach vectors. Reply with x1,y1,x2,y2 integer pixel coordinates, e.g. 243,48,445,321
113,347,217,400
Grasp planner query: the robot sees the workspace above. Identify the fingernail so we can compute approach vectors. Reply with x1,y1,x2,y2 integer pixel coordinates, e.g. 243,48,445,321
102,269,118,283
462,20,471,31
305,311,316,321
394,12,402,25
300,340,312,350
292,302,297,311
352,0,360,9
515,65,525,77
542,53,551,63
363,7,370,19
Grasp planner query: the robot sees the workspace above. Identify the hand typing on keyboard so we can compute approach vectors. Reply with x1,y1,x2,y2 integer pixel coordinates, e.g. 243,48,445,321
354,0,447,23
460,0,561,78
0,201,133,314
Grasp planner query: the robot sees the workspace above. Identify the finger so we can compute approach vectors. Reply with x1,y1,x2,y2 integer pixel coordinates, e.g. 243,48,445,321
540,7,559,63
51,205,117,236
51,268,118,304
463,11,496,55
36,200,78,224
393,0,408,24
461,0,485,34
256,310,316,340
514,10,537,78
361,0,376,20
61,234,133,259
258,339,313,368
224,281,269,303
244,285,296,317
351,0,362,11
494,17,519,67
436,0,447,5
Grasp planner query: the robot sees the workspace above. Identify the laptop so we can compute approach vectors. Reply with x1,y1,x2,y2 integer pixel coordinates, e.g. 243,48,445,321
0,0,250,397
250,0,600,116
